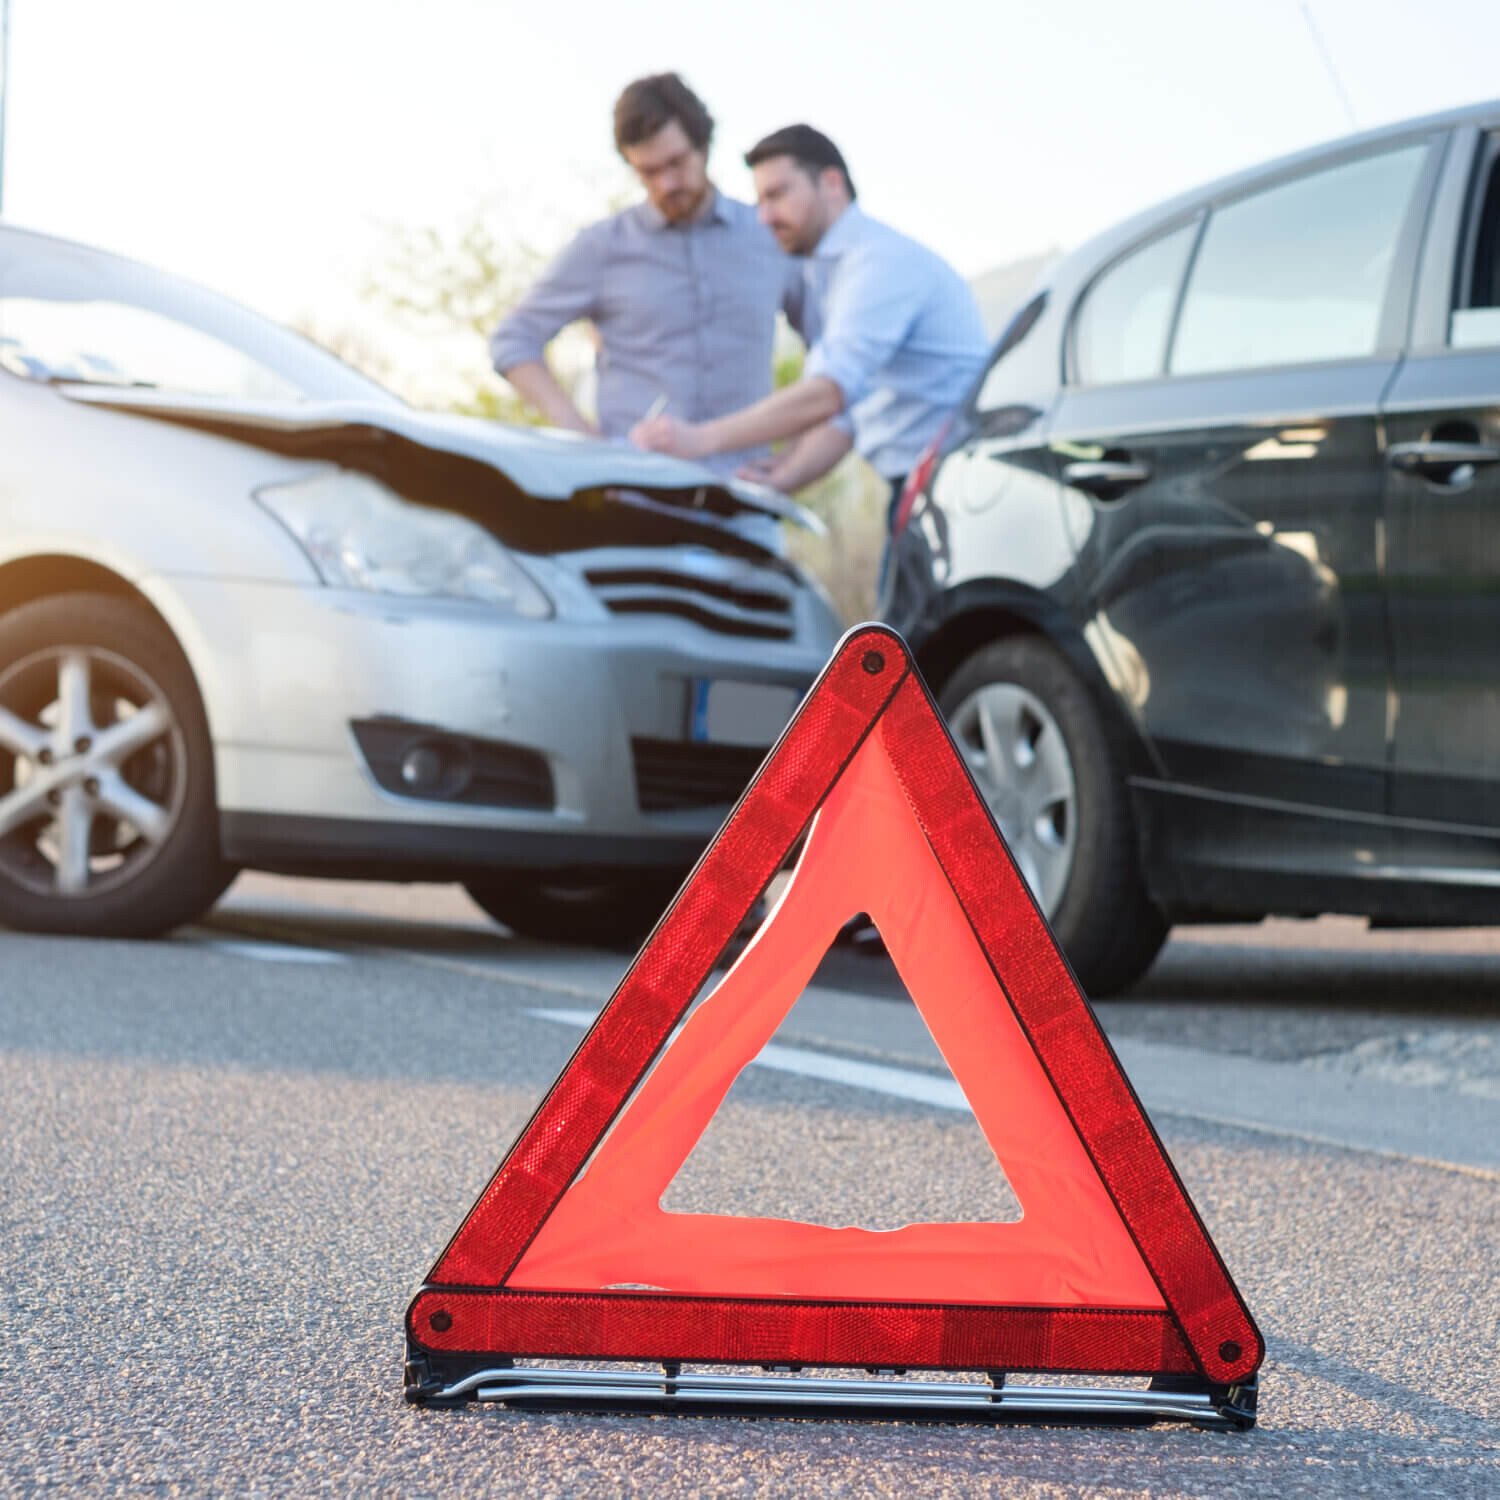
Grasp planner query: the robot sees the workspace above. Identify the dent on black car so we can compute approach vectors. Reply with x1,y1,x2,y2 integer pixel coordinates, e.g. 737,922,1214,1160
887,96,1500,997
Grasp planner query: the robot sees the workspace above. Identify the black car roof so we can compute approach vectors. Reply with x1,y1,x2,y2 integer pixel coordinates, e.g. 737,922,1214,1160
1043,94,1500,304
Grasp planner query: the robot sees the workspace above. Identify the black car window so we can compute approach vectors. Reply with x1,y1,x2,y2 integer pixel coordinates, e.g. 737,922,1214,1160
1450,134,1500,349
1171,144,1428,375
1072,220,1198,386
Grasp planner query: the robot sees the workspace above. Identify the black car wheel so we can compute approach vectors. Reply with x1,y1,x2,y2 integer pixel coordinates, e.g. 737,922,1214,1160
0,593,235,936
465,870,687,949
940,636,1167,996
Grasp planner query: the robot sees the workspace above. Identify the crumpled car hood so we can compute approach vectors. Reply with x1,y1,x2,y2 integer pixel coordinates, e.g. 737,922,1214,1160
57,386,822,532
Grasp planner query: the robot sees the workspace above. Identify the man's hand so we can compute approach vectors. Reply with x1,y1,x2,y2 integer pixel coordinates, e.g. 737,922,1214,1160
632,377,845,465
733,459,778,485
630,412,709,460
501,360,599,436
737,422,853,496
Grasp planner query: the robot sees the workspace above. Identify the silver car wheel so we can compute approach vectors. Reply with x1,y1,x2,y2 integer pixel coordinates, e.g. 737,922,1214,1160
0,645,187,898
949,680,1077,916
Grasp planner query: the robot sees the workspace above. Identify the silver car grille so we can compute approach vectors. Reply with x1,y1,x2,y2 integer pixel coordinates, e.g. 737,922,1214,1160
630,736,767,812
584,565,796,640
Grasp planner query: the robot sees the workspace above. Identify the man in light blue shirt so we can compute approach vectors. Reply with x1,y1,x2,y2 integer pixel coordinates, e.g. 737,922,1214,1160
631,124,990,514
490,73,802,479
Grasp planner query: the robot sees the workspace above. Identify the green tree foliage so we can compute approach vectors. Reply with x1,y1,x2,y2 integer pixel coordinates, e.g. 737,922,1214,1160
356,194,617,421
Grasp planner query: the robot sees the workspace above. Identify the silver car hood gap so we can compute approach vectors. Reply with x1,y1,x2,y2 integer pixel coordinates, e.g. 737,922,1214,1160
58,387,821,562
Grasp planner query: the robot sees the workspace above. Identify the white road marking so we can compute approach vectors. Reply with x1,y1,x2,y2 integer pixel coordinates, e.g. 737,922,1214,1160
1110,1037,1500,1180
528,1005,966,1111
204,939,347,964
529,1003,1500,1180
207,917,1500,1179
397,954,615,1003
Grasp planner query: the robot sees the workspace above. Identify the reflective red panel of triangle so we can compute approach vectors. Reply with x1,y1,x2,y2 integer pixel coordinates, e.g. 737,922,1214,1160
407,626,1262,1385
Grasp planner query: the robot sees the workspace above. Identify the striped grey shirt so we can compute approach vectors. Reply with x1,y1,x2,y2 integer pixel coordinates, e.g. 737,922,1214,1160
490,190,802,475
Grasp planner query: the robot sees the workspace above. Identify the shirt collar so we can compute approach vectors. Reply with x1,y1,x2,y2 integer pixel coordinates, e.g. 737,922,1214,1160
637,186,733,232
812,202,865,260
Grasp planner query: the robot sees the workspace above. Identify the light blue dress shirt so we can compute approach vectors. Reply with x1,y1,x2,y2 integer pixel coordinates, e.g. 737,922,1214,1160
801,205,991,479
490,191,802,476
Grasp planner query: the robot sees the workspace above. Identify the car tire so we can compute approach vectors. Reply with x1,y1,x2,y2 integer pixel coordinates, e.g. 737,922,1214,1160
939,635,1167,997
465,870,688,950
0,593,235,937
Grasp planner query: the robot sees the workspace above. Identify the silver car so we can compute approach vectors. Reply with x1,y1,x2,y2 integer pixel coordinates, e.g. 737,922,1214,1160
0,227,840,943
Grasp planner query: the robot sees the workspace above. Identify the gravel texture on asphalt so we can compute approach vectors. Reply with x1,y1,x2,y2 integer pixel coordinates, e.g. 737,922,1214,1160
3,920,1498,1497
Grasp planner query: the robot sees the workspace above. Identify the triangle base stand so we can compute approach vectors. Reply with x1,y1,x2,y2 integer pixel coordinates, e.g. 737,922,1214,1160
403,1348,1259,1431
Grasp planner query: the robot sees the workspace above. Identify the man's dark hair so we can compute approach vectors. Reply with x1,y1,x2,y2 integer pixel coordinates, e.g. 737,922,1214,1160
744,124,857,199
613,72,714,156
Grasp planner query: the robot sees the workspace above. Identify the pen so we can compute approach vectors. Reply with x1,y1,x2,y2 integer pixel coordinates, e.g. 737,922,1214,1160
644,393,670,422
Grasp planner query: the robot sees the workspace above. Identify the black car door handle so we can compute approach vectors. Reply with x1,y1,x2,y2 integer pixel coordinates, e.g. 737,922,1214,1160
1387,441,1500,478
1061,460,1152,497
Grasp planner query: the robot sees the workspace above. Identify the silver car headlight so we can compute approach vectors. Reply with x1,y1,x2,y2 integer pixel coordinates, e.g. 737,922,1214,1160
255,471,552,617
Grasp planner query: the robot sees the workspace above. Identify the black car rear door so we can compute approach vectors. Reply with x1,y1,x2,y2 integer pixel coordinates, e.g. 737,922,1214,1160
1382,122,1500,831
1049,133,1444,818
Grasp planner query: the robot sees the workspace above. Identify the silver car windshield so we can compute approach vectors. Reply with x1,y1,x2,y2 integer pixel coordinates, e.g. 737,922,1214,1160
0,230,399,404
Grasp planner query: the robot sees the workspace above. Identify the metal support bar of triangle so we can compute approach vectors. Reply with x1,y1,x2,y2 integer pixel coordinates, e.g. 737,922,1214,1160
403,1358,1259,1431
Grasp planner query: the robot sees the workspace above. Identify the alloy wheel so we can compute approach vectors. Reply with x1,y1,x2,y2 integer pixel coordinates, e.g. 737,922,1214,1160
949,680,1077,916
0,645,188,898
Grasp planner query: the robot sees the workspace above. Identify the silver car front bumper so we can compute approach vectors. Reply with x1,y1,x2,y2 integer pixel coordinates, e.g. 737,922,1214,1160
159,576,834,874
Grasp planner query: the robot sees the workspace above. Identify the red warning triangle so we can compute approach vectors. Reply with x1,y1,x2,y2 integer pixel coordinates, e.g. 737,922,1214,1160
407,627,1262,1388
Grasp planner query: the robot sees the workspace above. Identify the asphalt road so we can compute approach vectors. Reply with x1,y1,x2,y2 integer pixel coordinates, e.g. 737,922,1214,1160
3,874,1498,1497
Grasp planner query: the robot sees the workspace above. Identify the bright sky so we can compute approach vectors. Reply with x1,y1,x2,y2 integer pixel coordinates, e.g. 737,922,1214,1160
4,0,1499,333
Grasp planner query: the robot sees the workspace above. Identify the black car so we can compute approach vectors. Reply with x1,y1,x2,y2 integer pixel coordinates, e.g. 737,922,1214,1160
886,97,1500,996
